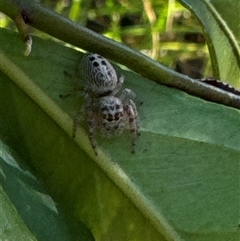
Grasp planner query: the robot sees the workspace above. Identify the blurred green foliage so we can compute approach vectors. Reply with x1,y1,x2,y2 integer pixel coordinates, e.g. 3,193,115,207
0,0,210,77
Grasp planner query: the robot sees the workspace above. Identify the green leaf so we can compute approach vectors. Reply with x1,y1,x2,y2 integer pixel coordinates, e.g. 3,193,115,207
1,187,38,241
0,139,95,241
178,0,240,87
209,0,240,40
0,28,240,241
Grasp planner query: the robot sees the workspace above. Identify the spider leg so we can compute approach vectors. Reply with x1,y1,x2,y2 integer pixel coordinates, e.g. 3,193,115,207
111,75,125,96
87,112,98,155
124,99,139,153
119,88,136,101
59,92,73,99
73,105,82,138
59,86,84,99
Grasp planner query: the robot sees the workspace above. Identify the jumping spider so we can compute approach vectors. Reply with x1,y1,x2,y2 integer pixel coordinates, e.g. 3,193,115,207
69,53,139,155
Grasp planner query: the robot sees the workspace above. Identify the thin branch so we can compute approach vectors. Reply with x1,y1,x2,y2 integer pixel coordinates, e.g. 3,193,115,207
165,0,175,32
1,0,240,109
142,0,160,59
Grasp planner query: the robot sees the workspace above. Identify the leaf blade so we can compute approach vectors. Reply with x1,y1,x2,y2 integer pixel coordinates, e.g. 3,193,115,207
178,0,240,87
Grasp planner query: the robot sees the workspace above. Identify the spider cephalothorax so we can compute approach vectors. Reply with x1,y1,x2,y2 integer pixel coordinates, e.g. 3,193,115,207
81,53,124,97
98,96,124,134
84,94,139,154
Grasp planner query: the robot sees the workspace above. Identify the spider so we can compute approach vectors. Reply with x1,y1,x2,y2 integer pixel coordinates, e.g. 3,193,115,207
62,53,140,155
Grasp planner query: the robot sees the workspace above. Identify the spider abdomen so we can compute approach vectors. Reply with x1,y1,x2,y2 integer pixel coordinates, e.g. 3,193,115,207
82,53,119,97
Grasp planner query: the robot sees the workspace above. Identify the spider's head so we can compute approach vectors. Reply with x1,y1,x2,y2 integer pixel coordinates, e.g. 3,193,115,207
99,96,124,131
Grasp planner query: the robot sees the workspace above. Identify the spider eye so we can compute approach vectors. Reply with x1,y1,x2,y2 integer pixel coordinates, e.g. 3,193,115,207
107,114,114,122
102,113,114,122
114,112,123,120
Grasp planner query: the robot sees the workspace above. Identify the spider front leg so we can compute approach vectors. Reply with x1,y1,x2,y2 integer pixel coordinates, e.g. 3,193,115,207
59,86,84,99
111,75,125,96
124,99,140,153
59,70,84,99
119,88,136,100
